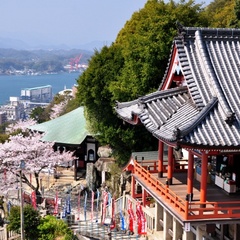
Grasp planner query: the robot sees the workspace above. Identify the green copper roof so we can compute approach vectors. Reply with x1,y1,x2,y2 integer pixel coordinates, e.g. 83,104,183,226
29,107,90,145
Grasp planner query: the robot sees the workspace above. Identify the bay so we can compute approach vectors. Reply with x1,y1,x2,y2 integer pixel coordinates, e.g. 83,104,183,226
0,72,81,105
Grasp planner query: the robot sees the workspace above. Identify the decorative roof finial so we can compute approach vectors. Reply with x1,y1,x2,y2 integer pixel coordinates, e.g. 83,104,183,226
176,21,184,34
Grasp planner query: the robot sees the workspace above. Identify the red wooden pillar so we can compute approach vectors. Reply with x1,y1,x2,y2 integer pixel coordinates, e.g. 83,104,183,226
158,140,164,178
142,188,147,207
131,175,136,199
167,146,173,185
187,152,194,200
200,151,208,204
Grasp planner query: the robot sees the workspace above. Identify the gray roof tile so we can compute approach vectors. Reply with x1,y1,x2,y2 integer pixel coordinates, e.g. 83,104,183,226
115,27,240,149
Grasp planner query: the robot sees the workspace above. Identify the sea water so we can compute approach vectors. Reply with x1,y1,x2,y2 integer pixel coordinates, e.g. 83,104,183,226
0,72,81,105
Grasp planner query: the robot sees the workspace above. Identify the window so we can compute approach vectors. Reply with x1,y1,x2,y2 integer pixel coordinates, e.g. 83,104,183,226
88,149,94,161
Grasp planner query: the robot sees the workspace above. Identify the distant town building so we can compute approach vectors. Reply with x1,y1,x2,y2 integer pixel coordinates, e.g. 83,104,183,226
58,86,73,96
0,85,76,124
58,84,78,98
0,111,7,125
20,85,53,103
0,97,25,122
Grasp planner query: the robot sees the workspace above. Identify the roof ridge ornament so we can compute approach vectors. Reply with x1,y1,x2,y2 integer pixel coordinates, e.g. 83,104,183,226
176,21,184,34
176,21,187,45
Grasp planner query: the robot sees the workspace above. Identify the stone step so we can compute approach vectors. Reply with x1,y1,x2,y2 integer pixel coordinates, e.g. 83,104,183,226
57,175,74,179
46,176,86,193
71,221,147,240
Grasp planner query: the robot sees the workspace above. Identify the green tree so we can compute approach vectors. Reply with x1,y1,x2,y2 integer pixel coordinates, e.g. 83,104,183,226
76,0,208,164
30,106,49,123
29,91,79,123
0,133,9,143
231,0,240,27
113,0,208,101
64,98,80,113
8,205,41,240
0,122,9,134
37,215,74,240
204,0,239,27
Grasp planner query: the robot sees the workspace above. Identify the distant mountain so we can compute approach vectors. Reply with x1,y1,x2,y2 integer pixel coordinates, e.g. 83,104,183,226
0,48,93,62
0,37,114,74
77,40,113,51
0,37,111,51
0,37,30,50
0,48,94,74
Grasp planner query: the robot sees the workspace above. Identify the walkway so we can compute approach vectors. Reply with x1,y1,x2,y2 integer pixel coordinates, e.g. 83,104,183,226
72,220,148,240
157,172,240,202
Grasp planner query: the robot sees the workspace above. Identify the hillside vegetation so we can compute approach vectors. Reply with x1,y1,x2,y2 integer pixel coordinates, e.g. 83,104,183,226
0,48,93,74
76,0,240,164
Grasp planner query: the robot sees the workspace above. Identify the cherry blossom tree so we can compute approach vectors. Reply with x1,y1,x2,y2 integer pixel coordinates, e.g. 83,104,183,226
6,119,37,134
0,129,73,201
50,101,67,120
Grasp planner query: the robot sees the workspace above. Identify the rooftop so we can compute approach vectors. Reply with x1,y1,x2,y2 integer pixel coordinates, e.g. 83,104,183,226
116,26,240,150
29,107,91,145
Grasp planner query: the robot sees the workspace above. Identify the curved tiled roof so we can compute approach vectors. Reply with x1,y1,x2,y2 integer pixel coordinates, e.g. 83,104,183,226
115,27,240,150
29,107,91,145
115,99,142,123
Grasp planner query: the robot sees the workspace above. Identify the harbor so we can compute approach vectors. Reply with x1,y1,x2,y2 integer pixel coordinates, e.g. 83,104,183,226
0,72,80,106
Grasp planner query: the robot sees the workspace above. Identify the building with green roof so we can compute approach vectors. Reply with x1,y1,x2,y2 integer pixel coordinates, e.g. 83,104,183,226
29,107,98,179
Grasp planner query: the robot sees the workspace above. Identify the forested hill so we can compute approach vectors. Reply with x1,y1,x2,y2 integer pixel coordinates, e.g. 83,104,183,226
0,48,93,74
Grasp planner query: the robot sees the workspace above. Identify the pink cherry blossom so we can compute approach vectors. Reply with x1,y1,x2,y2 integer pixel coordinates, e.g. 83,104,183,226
50,101,67,120
6,119,37,134
0,125,73,196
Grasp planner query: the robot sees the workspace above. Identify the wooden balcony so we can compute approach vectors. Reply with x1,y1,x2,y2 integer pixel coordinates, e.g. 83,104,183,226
132,160,240,222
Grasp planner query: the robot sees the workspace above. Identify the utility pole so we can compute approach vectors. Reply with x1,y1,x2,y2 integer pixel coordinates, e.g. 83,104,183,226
20,160,25,240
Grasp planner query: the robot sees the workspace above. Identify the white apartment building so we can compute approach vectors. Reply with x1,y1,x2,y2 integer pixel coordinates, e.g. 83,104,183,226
0,97,25,122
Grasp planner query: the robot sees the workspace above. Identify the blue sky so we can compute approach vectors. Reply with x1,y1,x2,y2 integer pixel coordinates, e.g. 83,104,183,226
0,0,147,48
0,0,211,49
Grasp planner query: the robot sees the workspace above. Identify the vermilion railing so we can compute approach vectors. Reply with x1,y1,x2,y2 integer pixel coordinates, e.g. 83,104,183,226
138,159,188,173
133,160,240,220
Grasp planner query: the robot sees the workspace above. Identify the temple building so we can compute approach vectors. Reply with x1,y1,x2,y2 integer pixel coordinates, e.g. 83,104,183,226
115,26,240,239
29,107,98,180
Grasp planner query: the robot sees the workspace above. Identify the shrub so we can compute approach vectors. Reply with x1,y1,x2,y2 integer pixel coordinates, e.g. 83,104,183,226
37,215,74,240
8,204,40,240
